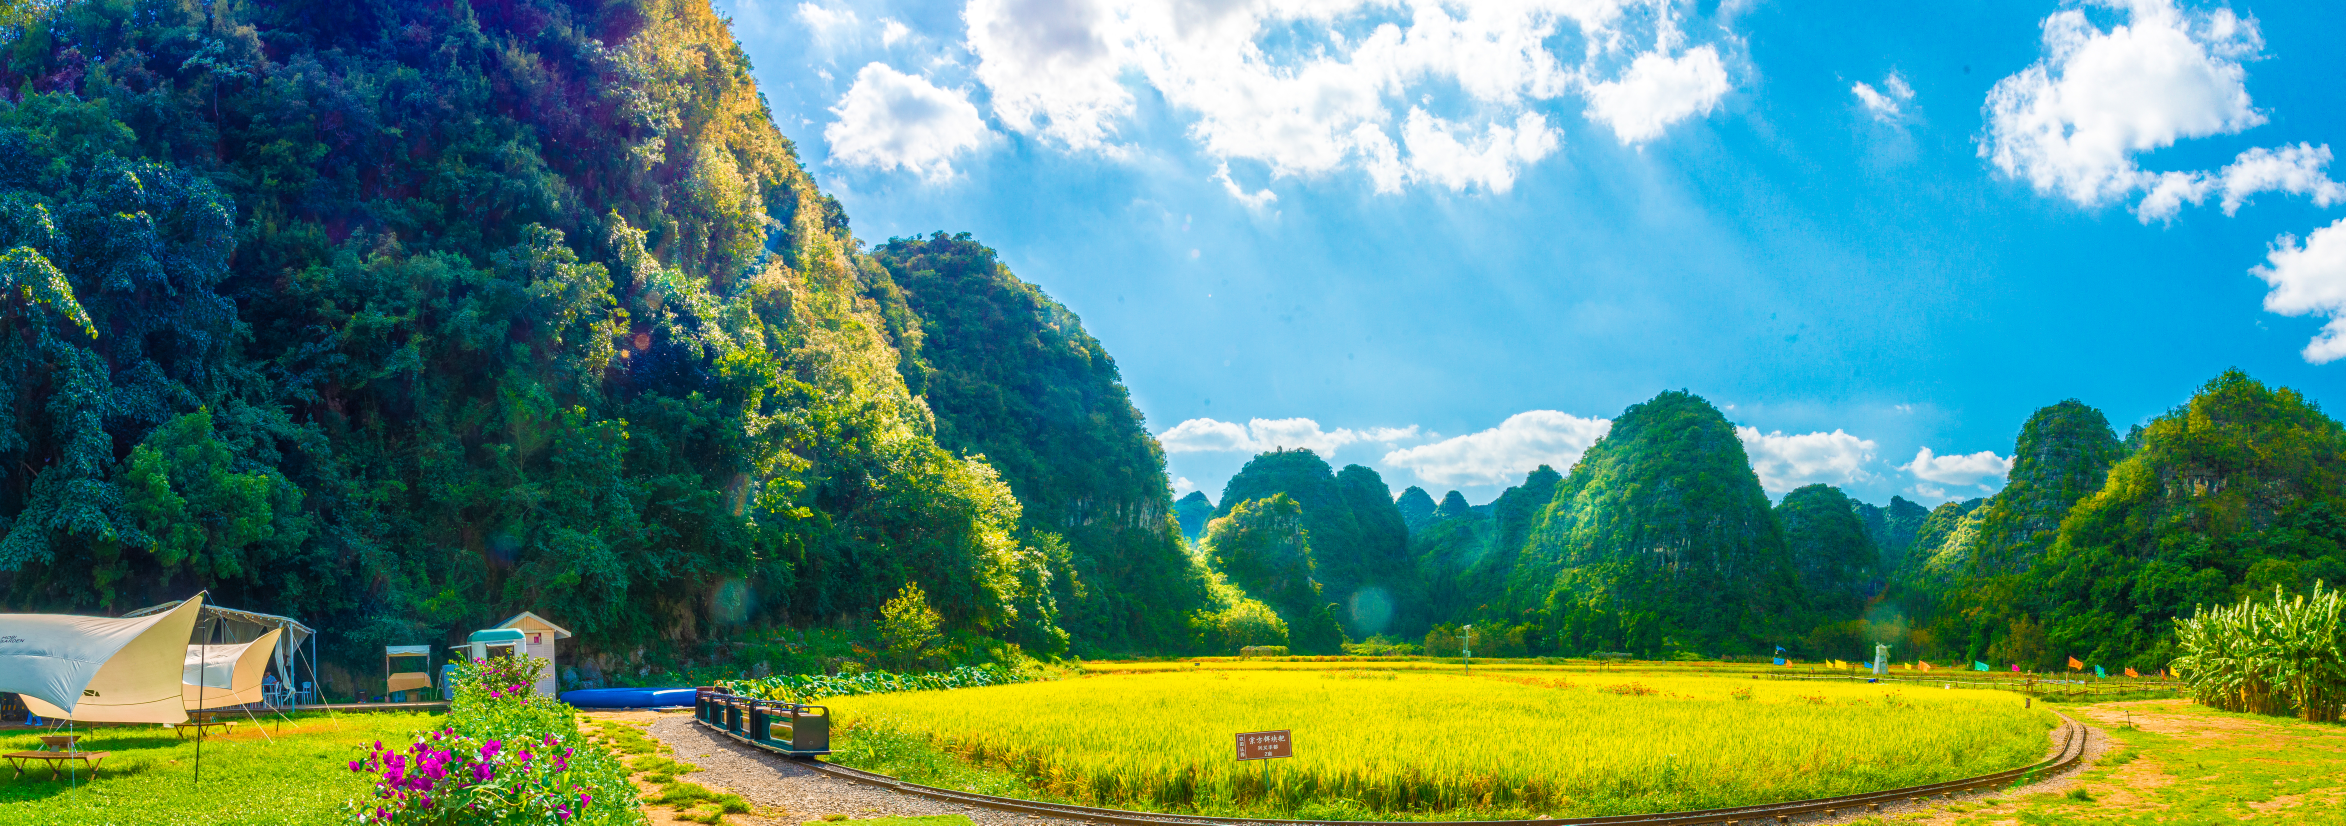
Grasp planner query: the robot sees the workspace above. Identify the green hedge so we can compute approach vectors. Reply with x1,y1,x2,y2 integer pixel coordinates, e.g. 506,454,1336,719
714,664,1031,703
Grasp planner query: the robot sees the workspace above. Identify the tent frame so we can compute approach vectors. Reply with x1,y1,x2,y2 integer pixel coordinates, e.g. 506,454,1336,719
123,599,318,710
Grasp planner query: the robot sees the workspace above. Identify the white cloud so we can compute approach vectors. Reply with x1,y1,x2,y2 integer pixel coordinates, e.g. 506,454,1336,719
881,18,912,47
2251,217,2346,363
796,2,860,40
1908,482,1957,504
956,0,1735,195
964,0,1134,152
1981,0,2263,208
1172,476,1198,495
825,64,992,180
2133,143,2346,222
1381,411,1612,487
1851,71,1913,121
1401,109,1561,193
1212,162,1278,209
1583,45,1730,143
1736,427,1878,494
1158,417,1413,457
1899,446,2014,494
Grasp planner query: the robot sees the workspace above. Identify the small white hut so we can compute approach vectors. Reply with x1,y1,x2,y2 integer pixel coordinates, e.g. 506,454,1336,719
492,612,572,697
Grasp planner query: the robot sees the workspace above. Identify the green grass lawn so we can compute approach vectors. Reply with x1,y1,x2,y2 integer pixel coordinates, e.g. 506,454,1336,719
1850,699,2346,825
0,711,439,826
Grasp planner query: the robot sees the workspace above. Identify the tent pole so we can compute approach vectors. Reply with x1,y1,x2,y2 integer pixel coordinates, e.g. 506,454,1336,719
195,613,215,786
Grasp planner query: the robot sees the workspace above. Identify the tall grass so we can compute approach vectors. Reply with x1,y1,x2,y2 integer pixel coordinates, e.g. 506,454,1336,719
825,670,2054,819
2173,583,2345,723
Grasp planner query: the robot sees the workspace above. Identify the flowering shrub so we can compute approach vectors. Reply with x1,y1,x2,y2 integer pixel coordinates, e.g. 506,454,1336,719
349,656,641,825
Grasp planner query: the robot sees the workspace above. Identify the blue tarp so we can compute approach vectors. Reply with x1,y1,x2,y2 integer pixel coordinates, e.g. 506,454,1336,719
561,687,697,708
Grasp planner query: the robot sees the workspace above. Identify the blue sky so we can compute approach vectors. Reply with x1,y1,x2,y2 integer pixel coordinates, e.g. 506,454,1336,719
715,0,2346,507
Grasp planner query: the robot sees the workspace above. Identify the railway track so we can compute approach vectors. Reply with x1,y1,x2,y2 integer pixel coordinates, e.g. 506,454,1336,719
695,713,2089,826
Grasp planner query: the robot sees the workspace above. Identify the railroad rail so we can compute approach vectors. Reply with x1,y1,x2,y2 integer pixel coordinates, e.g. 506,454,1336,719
692,688,2088,826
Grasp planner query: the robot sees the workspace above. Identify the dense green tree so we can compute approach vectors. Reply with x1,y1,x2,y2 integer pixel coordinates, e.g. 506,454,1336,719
1434,490,1475,520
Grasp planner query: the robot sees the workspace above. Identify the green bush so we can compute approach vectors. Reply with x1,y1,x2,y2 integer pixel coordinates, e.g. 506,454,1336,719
346,656,642,825
714,664,1033,703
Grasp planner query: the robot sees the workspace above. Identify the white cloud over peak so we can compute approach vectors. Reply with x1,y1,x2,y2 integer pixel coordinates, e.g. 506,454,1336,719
952,0,1736,196
1157,418,1418,457
1381,411,1612,487
2251,217,2346,363
1899,446,2014,494
1981,0,2264,208
1851,72,1913,121
825,64,992,180
1735,427,1877,494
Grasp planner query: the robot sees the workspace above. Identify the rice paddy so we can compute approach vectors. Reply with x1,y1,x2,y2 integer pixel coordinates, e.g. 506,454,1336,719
822,666,2060,820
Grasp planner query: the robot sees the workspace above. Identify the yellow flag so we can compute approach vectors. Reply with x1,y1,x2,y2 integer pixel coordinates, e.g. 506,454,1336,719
2068,656,2084,670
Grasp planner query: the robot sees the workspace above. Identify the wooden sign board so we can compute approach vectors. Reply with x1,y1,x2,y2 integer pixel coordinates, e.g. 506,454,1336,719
1236,729,1292,761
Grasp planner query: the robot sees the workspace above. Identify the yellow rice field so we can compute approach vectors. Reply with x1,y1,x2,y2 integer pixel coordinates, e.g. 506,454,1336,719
824,667,2059,820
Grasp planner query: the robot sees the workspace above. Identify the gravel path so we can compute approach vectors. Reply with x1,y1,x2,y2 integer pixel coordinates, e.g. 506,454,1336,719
647,713,1089,826
643,712,2107,826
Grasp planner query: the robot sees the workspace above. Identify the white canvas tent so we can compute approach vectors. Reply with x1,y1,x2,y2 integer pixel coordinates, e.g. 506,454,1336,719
0,595,205,724
185,627,284,709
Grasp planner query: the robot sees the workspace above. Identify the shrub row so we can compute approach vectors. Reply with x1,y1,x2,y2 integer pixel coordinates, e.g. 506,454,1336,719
714,663,1030,703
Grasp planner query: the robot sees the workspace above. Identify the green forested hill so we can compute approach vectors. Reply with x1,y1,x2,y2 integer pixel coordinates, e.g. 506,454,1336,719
1776,484,1878,625
1934,372,2346,670
868,232,1208,656
0,0,1189,684
1511,391,1798,655
1212,448,1414,639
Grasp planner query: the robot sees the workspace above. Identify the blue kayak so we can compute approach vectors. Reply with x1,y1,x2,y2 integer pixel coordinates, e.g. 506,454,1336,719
561,687,699,708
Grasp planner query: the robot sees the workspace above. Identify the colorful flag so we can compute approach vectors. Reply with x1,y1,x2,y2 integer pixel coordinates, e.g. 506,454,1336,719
2094,665,2107,678
1974,661,1990,671
1919,661,1935,671
2068,656,2084,670
1774,656,1787,666
1773,645,1786,666
2125,667,2139,678
2012,664,2021,672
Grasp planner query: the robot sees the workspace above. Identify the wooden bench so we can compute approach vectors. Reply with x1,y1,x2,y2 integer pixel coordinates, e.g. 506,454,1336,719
4,750,108,780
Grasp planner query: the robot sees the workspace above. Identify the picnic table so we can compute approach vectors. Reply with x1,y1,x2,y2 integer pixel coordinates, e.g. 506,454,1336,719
171,719,237,739
4,750,108,780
